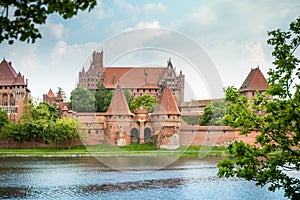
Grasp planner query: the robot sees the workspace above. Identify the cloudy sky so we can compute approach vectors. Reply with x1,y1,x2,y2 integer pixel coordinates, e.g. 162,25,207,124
0,0,299,101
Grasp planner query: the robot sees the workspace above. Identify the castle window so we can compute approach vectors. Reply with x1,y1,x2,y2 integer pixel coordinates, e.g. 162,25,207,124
96,130,99,134
88,130,91,134
10,95,15,106
143,89,145,92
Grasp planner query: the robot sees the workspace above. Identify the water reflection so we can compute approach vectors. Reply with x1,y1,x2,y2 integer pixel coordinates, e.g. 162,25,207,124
0,157,287,199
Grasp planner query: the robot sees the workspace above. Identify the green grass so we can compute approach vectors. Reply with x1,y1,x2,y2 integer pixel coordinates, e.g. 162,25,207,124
0,144,231,157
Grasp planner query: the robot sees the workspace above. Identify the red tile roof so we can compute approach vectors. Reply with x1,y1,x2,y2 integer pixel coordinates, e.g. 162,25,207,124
47,89,55,98
0,59,19,85
104,67,164,89
56,91,63,101
152,87,180,115
106,83,133,116
13,72,25,85
239,67,269,92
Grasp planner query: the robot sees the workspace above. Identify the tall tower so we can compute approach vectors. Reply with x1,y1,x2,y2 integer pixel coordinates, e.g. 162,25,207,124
239,67,269,98
78,51,104,90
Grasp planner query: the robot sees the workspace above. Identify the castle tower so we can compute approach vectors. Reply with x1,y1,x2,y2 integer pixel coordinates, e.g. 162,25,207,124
151,87,181,149
239,67,269,98
78,51,104,90
105,82,134,146
158,59,185,104
0,59,30,122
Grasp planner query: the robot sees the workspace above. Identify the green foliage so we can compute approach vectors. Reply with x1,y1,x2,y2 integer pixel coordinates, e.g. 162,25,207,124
218,17,300,200
0,110,9,129
95,84,114,112
1,122,24,146
47,118,79,150
199,100,226,126
70,87,96,112
182,115,199,125
95,83,133,112
32,102,58,121
0,0,97,44
129,94,158,112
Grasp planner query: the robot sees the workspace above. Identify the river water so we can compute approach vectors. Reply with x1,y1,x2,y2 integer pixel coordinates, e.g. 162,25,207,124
0,156,287,199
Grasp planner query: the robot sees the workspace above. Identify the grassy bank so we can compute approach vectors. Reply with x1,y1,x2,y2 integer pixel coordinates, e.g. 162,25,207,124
0,144,230,157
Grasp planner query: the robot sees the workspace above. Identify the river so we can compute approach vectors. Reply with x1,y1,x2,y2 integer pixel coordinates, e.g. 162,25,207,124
0,156,287,199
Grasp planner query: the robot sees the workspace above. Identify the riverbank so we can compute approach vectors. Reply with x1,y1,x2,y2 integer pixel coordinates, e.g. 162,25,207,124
0,145,230,157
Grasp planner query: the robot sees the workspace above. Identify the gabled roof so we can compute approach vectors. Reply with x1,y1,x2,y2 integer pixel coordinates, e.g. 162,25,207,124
13,72,25,85
47,89,55,98
104,67,165,89
239,67,269,92
152,87,181,115
0,59,18,85
106,83,133,116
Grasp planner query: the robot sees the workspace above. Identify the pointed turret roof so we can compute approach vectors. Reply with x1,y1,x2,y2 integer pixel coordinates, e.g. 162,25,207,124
106,83,133,116
152,87,180,115
0,59,18,85
239,67,269,92
56,91,63,101
47,89,55,98
167,58,173,68
13,72,25,85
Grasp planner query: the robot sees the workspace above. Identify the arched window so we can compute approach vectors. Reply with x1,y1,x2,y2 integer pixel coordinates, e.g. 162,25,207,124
144,127,152,144
130,128,139,144
10,94,15,106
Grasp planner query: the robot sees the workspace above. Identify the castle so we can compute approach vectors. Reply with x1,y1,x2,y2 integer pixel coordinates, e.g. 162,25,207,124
78,51,185,104
0,59,30,122
60,83,181,149
0,54,269,148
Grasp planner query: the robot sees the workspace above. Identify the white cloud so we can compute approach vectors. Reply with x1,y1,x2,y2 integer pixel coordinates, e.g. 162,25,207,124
88,1,114,19
187,6,217,26
125,21,160,31
113,0,140,19
51,41,68,64
143,3,167,16
44,21,65,40
107,21,125,34
243,42,269,70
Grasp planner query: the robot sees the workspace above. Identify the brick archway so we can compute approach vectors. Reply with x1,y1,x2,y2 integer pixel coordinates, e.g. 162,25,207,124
144,127,152,144
130,128,139,144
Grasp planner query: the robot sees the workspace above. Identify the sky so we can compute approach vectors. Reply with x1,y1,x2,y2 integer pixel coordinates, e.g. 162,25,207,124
0,0,299,101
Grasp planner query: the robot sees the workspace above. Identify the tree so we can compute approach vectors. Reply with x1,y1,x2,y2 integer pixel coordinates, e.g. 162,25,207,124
123,89,133,104
1,122,23,147
32,102,58,121
129,94,158,112
0,0,97,44
0,110,9,130
22,119,47,149
218,17,300,199
95,83,113,112
199,100,226,126
70,87,96,112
